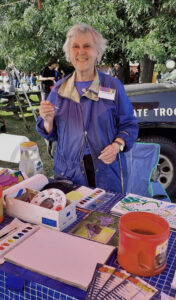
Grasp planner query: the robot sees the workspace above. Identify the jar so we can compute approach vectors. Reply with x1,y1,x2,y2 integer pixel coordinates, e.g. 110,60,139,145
118,211,170,277
19,141,44,177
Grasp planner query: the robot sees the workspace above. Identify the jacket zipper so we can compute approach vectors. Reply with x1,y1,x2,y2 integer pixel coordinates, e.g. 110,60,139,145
81,154,89,186
79,103,96,186
118,153,124,194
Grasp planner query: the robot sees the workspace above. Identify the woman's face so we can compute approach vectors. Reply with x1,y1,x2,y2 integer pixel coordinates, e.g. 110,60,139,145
69,32,99,77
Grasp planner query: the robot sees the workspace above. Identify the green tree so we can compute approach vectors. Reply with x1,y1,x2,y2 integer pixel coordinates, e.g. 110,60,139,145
66,0,176,82
0,0,72,72
119,0,176,82
0,0,176,82
0,57,5,70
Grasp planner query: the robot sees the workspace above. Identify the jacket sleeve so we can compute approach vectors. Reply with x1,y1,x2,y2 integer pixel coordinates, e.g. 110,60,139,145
115,80,139,151
36,117,58,141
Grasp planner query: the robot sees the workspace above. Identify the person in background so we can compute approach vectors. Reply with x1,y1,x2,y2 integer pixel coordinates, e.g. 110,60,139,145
6,67,14,86
112,63,123,82
130,70,137,83
26,72,32,91
106,65,113,76
54,61,63,82
31,73,37,87
40,57,58,100
156,71,162,83
14,71,20,88
9,68,20,88
36,23,138,194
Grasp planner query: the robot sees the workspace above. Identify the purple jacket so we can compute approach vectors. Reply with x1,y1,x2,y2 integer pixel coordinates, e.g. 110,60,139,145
36,70,138,193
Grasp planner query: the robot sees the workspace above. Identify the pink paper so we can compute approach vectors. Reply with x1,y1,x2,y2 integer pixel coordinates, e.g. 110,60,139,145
5,227,114,290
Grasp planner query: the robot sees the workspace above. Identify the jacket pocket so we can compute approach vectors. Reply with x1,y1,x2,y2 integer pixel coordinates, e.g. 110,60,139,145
54,155,77,180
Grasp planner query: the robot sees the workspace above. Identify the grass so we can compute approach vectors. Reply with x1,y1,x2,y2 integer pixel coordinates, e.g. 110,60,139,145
0,112,54,177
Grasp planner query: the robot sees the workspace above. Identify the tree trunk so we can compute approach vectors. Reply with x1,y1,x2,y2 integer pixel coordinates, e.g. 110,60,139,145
139,54,155,83
122,56,130,84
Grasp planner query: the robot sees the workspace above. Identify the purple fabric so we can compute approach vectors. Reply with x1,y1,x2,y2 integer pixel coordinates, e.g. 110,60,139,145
36,71,139,193
74,80,92,97
75,81,93,155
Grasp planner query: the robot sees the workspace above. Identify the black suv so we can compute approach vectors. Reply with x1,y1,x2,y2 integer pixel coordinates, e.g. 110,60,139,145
125,72,176,200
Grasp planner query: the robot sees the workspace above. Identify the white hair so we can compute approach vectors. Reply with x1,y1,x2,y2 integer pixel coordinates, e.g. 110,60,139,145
63,23,107,63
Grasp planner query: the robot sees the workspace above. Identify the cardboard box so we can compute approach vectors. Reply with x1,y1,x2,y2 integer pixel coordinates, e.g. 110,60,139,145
4,174,77,231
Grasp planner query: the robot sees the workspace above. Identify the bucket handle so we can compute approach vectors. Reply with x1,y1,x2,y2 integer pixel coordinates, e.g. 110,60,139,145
138,251,152,271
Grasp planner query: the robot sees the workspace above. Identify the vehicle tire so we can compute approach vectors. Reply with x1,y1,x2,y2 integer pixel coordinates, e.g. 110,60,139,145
139,136,176,200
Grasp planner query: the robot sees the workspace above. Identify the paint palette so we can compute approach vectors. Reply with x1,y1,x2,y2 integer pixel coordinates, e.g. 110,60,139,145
31,188,66,211
76,188,106,208
0,225,37,258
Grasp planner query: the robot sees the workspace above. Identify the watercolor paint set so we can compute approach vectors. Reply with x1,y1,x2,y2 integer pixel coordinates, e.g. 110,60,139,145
76,188,106,208
86,192,115,211
0,223,38,263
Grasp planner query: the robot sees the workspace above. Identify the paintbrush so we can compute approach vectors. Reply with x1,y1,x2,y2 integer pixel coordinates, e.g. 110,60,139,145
0,227,18,240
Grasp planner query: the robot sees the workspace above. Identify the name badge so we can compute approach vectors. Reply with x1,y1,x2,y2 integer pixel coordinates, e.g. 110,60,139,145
98,87,116,100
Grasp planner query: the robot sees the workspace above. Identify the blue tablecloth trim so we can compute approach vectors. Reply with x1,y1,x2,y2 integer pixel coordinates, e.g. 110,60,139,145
1,261,86,299
6,272,25,292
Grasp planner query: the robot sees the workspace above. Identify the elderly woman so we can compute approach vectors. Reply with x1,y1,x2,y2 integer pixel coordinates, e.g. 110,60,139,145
36,23,138,193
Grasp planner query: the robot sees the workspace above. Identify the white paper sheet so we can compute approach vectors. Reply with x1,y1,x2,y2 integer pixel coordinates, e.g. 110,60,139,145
5,227,115,290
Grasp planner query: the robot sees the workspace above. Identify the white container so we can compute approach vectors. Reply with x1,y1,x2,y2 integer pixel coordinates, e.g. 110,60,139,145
4,174,77,231
19,141,44,177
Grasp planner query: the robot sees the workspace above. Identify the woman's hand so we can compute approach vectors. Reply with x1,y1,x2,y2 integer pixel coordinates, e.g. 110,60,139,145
98,143,120,164
39,100,55,133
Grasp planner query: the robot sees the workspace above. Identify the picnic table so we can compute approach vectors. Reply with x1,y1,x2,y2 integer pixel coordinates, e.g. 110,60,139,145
0,90,41,118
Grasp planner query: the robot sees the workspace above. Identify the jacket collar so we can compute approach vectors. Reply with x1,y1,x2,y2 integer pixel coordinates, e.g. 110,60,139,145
58,69,100,103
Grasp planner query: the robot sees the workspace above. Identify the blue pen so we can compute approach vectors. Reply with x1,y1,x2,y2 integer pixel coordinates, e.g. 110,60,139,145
16,189,23,197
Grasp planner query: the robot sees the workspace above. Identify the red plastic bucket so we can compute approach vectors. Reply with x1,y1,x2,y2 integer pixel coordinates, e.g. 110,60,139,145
118,211,170,276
